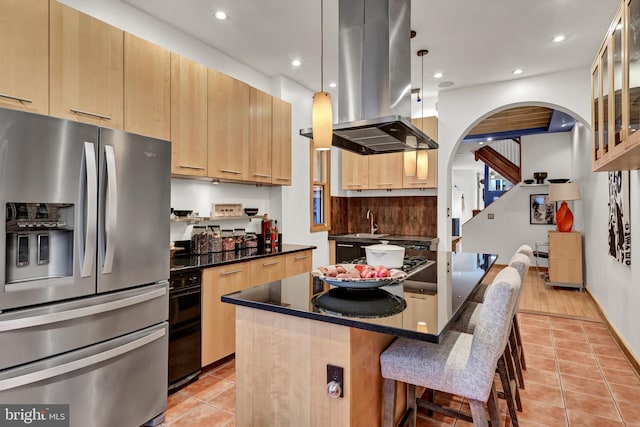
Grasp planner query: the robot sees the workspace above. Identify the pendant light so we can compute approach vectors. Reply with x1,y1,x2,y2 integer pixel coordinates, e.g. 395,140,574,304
312,0,332,151
416,49,429,179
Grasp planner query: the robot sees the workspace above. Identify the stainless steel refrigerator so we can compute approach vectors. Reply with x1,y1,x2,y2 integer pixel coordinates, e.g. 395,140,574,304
0,108,171,427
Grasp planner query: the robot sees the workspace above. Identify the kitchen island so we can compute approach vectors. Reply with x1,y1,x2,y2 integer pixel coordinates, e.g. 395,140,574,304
222,251,496,427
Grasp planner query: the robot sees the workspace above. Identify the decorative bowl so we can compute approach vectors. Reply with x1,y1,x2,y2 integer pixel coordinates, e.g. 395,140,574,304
244,208,259,216
533,172,547,183
523,179,535,184
173,210,193,217
311,264,407,289
547,178,570,184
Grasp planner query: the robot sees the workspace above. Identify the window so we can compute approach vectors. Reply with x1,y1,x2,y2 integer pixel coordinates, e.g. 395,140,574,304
310,146,331,232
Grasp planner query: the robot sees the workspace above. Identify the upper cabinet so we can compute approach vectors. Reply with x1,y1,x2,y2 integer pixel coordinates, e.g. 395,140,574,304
249,88,273,184
208,68,250,181
271,97,292,185
369,153,404,189
170,52,208,177
592,0,640,171
0,0,49,114
50,1,124,128
124,33,170,140
341,150,369,190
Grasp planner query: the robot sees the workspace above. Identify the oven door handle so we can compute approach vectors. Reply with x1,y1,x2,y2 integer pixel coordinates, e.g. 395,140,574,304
0,327,165,391
169,288,201,298
0,286,166,332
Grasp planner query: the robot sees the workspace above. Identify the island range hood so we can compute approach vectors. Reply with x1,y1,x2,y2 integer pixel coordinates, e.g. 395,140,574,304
300,0,438,155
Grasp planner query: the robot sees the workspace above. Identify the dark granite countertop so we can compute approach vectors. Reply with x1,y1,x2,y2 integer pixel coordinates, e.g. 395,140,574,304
328,233,439,248
170,244,316,272
222,251,496,343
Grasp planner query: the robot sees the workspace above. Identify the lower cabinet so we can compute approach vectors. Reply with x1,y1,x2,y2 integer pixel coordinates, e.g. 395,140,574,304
250,255,286,287
285,251,312,276
548,231,583,289
201,263,250,367
201,250,314,367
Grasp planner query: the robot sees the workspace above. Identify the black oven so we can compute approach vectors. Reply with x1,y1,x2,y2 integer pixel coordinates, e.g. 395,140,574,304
168,269,202,392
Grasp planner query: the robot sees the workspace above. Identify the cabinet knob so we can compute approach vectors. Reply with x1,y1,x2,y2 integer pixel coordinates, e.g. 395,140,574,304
327,380,342,399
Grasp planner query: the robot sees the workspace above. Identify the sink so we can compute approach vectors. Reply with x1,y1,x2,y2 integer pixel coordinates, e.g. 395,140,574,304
339,233,389,238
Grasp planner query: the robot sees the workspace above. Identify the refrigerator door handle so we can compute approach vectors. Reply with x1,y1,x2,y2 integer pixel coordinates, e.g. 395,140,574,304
0,285,166,332
82,142,98,278
0,327,165,392
103,144,118,274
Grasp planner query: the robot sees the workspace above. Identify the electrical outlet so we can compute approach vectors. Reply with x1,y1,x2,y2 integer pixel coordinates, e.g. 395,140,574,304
488,213,495,219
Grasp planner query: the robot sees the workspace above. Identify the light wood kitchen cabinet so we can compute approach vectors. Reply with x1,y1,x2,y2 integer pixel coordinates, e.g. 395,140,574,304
201,263,250,367
208,68,250,181
249,88,273,184
341,150,370,190
49,1,124,128
404,117,438,188
369,153,404,189
250,255,286,286
170,52,208,176
285,250,312,276
123,33,170,140
591,0,640,171
548,231,583,290
271,97,292,185
402,291,437,334
0,0,49,114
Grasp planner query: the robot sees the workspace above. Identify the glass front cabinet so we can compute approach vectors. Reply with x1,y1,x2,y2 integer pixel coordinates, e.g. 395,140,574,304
591,0,640,171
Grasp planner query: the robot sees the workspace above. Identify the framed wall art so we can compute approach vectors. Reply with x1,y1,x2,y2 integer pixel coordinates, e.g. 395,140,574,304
608,171,631,265
530,194,556,225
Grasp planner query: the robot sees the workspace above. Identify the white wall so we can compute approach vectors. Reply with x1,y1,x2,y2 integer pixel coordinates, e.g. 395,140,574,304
59,0,330,267
440,69,640,360
451,169,477,225
460,131,574,264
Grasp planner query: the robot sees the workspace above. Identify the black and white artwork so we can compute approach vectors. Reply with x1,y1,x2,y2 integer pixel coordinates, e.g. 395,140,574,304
608,171,631,265
530,194,556,225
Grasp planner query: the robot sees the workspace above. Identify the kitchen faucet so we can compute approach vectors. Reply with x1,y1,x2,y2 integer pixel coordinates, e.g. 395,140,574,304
366,209,378,235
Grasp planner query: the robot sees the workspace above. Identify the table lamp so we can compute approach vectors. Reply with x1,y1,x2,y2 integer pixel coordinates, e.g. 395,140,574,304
549,182,581,232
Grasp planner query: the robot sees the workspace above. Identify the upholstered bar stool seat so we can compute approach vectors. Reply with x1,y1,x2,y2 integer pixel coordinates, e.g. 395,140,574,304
380,267,521,427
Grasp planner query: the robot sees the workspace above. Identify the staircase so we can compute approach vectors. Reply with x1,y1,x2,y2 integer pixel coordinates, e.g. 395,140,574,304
474,138,521,184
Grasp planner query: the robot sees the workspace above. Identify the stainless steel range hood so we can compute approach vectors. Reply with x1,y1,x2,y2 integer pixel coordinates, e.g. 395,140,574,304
300,0,438,155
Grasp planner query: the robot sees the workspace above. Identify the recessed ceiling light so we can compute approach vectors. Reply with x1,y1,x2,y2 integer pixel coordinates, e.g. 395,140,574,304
433,72,443,79
329,82,337,88
214,11,227,20
479,142,484,145
291,59,301,67
487,137,493,141
512,69,523,75
552,35,566,43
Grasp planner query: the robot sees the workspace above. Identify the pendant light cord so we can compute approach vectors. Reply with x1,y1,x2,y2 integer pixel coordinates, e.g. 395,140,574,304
421,51,424,132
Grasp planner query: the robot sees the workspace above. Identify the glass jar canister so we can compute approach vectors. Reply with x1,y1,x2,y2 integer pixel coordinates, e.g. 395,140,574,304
190,226,209,255
209,225,222,253
245,232,258,248
233,228,246,250
221,229,235,252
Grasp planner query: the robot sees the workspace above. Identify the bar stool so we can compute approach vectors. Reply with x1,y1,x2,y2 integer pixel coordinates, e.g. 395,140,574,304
453,253,530,385
380,267,521,427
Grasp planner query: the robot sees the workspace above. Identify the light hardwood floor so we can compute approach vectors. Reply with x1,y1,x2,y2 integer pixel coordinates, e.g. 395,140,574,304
484,264,601,321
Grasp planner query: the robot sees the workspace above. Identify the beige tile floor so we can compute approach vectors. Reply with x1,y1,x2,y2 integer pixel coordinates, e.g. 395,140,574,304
161,312,640,426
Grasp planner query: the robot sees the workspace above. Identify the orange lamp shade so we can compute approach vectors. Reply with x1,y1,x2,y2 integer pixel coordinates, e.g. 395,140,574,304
312,91,333,151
